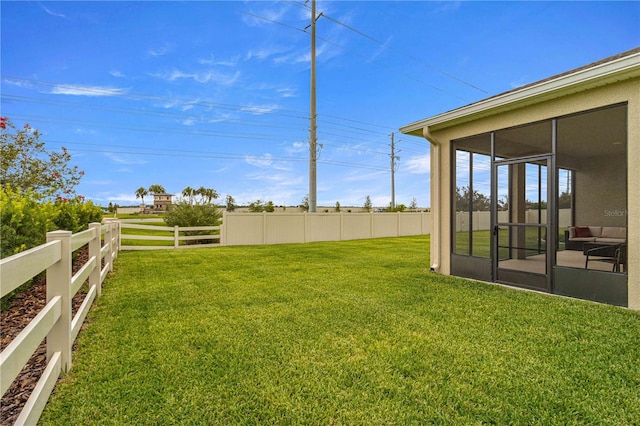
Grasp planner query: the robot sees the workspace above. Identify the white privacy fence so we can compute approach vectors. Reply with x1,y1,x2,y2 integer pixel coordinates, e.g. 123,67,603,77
221,211,430,246
0,221,120,425
454,209,572,231
117,212,430,250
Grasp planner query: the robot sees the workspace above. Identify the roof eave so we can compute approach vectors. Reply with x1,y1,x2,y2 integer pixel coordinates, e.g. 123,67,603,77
400,51,640,136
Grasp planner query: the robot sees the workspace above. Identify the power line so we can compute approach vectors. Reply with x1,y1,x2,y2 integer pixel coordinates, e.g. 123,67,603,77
2,77,400,138
2,77,310,120
3,94,394,143
306,6,488,94
2,93,306,131
318,114,394,131
8,113,294,141
43,142,389,172
215,5,477,102
312,33,468,101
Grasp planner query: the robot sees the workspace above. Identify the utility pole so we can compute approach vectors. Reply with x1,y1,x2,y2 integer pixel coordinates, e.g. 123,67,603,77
308,0,318,213
390,132,400,209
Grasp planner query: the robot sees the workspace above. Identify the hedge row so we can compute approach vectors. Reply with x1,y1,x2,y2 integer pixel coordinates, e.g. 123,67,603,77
1,186,103,259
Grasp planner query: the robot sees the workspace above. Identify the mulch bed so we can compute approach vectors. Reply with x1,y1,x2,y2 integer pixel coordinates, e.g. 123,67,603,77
1,246,95,425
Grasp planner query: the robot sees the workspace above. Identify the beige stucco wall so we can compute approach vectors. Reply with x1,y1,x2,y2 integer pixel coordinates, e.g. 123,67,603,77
427,76,639,309
575,154,627,227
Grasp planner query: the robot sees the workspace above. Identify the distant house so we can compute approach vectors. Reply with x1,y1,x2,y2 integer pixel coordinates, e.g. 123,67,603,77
153,193,173,211
400,47,639,309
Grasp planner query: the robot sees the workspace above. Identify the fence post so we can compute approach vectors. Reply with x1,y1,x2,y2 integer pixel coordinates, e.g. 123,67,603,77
113,221,121,257
174,226,179,248
104,220,113,273
89,223,102,297
46,230,72,372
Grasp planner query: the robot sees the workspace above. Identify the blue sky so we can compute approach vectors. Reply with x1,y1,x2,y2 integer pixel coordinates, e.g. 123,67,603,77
2,1,638,208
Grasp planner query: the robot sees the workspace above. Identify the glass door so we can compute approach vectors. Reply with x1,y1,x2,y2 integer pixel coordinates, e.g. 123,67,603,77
493,155,553,291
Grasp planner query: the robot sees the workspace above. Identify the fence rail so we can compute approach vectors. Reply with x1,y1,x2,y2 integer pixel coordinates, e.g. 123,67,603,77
0,220,120,425
119,221,221,251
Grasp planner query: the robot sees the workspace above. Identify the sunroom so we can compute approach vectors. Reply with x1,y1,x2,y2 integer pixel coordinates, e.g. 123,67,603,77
400,48,640,309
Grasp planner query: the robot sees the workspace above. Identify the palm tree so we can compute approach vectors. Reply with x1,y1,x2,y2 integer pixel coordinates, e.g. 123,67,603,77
135,187,148,210
195,186,219,204
182,186,195,205
148,184,166,195
203,187,219,204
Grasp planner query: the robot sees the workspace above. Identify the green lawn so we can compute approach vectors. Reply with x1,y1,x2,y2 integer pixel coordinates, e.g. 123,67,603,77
120,220,220,247
120,221,175,247
41,236,639,424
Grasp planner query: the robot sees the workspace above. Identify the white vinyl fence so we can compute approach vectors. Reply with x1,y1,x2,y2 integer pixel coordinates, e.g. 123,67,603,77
117,212,430,250
119,218,221,250
222,211,430,246
454,209,572,231
0,221,120,425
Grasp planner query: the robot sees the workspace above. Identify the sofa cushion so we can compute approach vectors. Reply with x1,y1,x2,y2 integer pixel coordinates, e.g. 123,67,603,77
601,227,626,239
588,226,603,237
571,237,597,243
595,238,625,244
574,226,592,238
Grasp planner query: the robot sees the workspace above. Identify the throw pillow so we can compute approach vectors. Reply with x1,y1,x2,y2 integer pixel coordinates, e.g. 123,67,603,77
574,226,591,238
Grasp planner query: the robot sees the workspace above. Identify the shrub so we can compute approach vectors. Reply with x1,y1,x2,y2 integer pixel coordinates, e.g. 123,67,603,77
0,187,103,259
0,186,56,258
164,202,222,244
52,196,102,234
248,199,265,212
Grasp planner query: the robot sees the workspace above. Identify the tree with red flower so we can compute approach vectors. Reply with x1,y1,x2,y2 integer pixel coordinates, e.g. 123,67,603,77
1,117,85,197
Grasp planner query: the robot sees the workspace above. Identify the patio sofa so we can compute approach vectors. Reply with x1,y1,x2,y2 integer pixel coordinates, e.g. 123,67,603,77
564,226,627,251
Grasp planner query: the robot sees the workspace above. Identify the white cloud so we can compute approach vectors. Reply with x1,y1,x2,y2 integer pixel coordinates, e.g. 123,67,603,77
50,84,127,97
198,55,240,67
368,35,393,62
110,70,126,78
245,154,273,168
246,171,299,184
104,153,148,165
85,179,114,186
240,104,279,115
2,78,34,88
208,113,235,124
286,142,306,155
273,42,336,65
74,128,98,135
40,4,67,19
432,1,462,14
245,46,286,61
108,193,138,203
241,5,290,27
148,43,175,57
277,87,297,98
151,69,240,85
405,154,430,174
510,75,529,88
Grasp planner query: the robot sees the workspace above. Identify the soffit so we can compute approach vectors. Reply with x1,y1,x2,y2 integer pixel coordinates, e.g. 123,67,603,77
400,49,640,136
